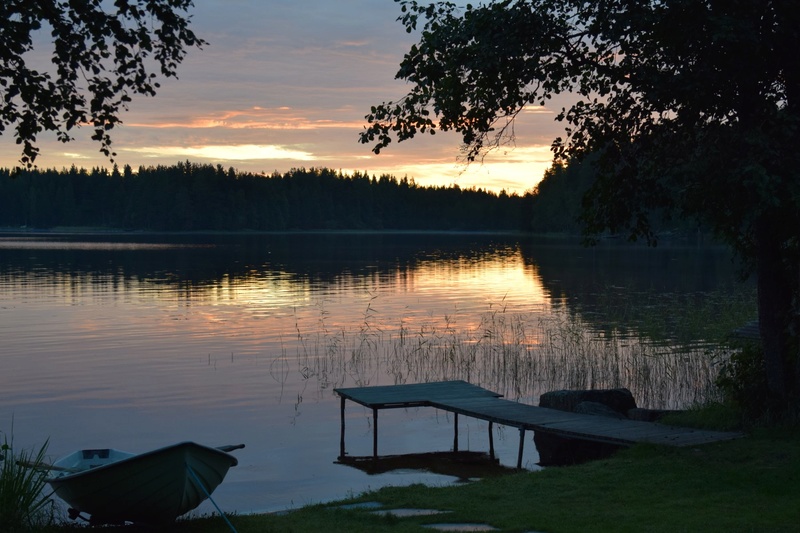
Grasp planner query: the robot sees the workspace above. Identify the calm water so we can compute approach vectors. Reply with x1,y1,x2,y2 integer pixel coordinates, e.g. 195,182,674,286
0,232,748,516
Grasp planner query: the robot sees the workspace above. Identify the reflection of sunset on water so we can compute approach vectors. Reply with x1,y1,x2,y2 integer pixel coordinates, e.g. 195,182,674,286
1,238,552,414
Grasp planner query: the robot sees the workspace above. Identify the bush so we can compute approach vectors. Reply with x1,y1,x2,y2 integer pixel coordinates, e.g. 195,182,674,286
0,433,56,532
715,342,776,423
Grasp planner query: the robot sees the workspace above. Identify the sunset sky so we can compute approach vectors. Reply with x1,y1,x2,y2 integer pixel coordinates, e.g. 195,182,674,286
0,0,569,195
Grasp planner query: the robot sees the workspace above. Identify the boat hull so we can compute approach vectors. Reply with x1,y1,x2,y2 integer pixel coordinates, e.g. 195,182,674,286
48,441,239,525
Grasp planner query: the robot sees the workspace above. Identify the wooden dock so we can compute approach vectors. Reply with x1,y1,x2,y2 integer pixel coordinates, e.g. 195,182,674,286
334,380,743,468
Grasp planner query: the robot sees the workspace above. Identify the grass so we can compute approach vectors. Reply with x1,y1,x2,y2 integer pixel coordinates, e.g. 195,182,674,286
0,433,56,532
354,429,800,533
39,413,799,532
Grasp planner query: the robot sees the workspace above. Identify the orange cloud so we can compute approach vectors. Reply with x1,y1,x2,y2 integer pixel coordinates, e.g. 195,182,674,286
127,106,364,131
124,144,317,161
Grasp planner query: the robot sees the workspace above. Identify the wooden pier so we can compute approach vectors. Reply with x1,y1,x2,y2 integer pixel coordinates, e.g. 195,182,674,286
334,380,743,469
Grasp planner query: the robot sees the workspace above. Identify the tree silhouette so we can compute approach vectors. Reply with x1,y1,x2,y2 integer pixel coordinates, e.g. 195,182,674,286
0,1,205,167
361,0,800,407
0,163,526,233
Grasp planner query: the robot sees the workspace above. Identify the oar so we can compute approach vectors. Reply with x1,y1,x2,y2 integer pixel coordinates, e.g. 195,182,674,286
16,460,82,473
216,444,245,453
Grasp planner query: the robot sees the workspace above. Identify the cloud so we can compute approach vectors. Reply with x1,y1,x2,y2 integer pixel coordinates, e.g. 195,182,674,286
0,1,558,195
124,144,317,161
127,106,364,131
337,39,370,47
522,105,555,114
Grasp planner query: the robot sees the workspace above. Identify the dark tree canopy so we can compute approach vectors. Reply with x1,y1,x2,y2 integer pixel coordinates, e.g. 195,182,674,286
0,0,206,166
0,163,525,232
362,0,800,407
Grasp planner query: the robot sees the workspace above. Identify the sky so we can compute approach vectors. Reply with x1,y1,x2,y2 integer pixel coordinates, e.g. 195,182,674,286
0,0,569,195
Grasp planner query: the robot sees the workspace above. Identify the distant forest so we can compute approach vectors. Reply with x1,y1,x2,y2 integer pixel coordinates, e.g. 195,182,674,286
0,160,699,235
0,162,532,232
527,158,701,238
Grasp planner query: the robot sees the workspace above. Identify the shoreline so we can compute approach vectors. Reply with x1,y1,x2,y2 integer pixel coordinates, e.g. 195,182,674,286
0,226,531,237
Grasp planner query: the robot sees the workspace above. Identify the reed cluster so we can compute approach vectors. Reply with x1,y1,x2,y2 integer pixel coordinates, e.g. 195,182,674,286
288,306,733,411
0,433,55,532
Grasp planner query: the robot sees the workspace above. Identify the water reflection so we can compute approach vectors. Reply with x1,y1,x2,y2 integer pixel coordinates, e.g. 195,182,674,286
0,232,751,515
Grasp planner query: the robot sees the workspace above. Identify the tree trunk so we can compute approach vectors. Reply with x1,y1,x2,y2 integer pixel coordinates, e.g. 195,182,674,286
756,215,793,402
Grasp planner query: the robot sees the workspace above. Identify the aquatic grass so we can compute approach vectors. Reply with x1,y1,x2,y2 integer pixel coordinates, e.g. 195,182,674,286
287,302,735,411
0,432,56,532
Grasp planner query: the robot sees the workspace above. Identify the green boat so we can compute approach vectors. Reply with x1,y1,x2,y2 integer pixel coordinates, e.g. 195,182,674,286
47,441,244,525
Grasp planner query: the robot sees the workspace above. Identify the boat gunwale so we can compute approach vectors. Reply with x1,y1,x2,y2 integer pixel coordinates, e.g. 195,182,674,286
47,441,238,484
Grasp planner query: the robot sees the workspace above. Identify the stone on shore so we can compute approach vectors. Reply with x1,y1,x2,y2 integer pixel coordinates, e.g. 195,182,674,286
574,400,628,419
627,407,679,422
539,388,637,415
534,388,636,466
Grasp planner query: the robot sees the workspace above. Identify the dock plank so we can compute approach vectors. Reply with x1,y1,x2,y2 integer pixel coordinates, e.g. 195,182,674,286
334,381,743,467
335,380,502,408
436,395,741,447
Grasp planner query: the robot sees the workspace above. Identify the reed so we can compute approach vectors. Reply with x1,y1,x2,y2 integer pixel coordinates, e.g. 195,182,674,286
288,303,736,411
0,433,55,532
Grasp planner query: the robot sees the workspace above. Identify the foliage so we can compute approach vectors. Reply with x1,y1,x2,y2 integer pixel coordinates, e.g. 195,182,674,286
524,161,589,234
0,163,526,232
361,0,800,405
0,1,206,167
715,342,778,423
0,433,55,532
529,156,704,237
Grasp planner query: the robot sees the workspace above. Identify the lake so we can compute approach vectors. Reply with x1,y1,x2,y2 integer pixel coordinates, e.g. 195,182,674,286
0,232,752,516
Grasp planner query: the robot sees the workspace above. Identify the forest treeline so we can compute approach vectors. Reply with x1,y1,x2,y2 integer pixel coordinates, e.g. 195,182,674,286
0,162,530,232
527,158,701,238
0,159,696,235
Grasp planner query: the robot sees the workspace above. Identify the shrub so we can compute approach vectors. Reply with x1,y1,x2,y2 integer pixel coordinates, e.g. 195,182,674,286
715,342,775,423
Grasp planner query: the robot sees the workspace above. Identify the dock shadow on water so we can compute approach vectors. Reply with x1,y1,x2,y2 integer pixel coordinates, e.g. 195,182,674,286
336,451,517,481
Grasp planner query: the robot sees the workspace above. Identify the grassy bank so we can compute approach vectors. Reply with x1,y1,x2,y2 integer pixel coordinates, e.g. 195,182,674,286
41,414,798,532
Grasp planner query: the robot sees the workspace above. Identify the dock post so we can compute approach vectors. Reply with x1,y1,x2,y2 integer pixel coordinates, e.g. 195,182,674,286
339,397,346,459
373,408,379,459
517,428,525,469
453,413,459,452
488,422,495,460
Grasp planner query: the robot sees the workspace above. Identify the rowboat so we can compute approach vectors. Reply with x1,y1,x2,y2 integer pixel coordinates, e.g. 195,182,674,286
47,441,244,525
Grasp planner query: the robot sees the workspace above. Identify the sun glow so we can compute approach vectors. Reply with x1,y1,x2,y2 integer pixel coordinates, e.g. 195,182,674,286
355,144,554,194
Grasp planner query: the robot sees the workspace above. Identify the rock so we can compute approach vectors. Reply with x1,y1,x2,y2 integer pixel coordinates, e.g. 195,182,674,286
574,401,628,419
627,408,682,422
539,388,637,416
533,388,636,466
